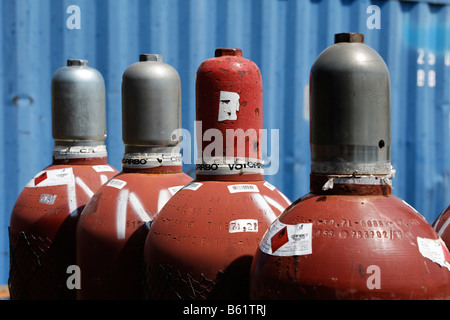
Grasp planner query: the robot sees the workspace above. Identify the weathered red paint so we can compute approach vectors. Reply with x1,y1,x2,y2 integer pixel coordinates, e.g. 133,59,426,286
143,48,291,300
195,48,263,182
143,180,291,299
433,205,450,249
9,157,117,299
249,175,450,300
76,166,192,299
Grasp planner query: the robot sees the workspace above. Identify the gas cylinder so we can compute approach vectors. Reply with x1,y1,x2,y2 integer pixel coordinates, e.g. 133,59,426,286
9,59,118,300
249,33,450,300
143,48,291,300
433,205,450,249
76,54,192,299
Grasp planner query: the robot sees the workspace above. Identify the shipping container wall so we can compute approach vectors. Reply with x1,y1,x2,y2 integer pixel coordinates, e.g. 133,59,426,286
0,0,449,286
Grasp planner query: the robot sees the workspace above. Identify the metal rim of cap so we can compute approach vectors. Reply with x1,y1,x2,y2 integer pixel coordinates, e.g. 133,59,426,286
334,33,364,44
140,54,163,62
67,59,88,66
214,48,243,57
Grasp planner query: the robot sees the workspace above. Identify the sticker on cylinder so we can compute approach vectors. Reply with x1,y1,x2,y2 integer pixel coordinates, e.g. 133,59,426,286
218,91,240,121
107,179,127,190
183,182,203,191
229,219,258,233
26,168,75,188
417,237,450,271
228,184,259,193
92,165,115,173
263,181,276,191
168,185,184,195
39,194,57,205
259,220,312,256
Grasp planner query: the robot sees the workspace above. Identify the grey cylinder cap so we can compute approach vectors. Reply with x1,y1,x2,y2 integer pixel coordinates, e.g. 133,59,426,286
52,59,106,145
310,33,391,175
121,54,181,152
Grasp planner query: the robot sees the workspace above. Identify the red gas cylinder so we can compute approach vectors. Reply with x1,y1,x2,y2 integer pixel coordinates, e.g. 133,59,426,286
433,205,450,249
249,33,450,300
9,60,118,300
76,54,192,299
143,48,291,300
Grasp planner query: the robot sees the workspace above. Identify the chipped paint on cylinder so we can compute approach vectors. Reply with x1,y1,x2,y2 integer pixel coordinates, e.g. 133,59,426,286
143,49,292,300
195,48,264,181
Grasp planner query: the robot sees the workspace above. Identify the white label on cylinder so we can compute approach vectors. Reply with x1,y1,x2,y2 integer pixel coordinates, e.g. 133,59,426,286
417,237,450,271
39,194,57,205
26,168,75,188
229,219,259,233
168,185,184,195
92,165,115,172
263,181,276,191
183,182,203,191
259,220,313,257
227,184,259,193
107,179,127,190
218,91,240,121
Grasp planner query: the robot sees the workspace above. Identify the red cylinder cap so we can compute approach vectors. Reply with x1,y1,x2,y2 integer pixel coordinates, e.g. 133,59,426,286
195,48,264,181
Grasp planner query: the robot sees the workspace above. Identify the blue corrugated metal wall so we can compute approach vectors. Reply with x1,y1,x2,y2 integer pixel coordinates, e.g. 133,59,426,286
0,0,449,286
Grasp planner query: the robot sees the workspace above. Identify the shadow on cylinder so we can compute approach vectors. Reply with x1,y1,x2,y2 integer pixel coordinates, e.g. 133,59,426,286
249,33,450,300
76,54,192,300
9,60,118,300
433,205,450,250
143,48,291,300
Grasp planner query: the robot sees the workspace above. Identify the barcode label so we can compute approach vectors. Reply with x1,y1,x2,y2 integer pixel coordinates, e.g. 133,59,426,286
107,179,127,189
168,185,184,195
183,182,203,191
227,184,259,193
